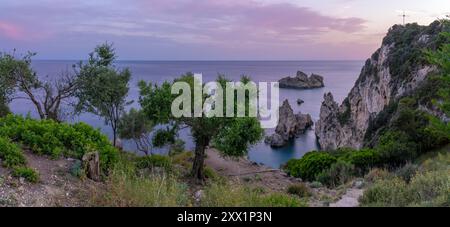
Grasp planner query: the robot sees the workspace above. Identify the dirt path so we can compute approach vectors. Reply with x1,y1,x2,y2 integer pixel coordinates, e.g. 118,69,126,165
329,188,363,207
205,149,300,192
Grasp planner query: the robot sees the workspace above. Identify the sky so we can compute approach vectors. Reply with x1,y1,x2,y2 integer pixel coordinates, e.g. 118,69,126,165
0,0,448,60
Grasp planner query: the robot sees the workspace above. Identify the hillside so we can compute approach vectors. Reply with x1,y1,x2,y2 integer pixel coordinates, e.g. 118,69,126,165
316,20,449,150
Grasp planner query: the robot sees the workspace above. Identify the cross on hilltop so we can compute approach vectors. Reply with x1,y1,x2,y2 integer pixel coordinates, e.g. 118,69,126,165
399,11,409,25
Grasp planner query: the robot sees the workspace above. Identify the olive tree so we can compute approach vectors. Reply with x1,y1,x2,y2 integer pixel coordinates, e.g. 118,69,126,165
0,52,77,121
74,43,132,147
139,73,263,182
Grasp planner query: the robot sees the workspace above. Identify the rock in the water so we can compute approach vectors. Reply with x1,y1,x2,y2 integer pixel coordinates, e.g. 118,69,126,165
265,100,313,147
279,71,324,89
82,152,100,181
264,133,285,148
297,99,304,105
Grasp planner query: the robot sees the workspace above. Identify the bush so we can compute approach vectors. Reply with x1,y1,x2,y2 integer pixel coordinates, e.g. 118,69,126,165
0,115,119,172
0,137,26,167
12,167,39,183
0,100,9,117
287,183,311,197
309,181,323,188
316,160,355,187
284,152,337,181
93,159,189,207
395,163,419,183
136,154,172,171
359,177,411,207
364,168,393,183
376,131,418,166
201,182,306,207
360,170,449,207
343,148,381,173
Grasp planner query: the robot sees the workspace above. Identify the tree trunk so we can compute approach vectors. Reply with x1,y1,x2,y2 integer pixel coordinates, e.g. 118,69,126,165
112,128,117,147
191,139,208,183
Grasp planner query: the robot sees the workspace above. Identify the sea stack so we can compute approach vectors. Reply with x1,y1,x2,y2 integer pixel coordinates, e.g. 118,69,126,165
278,71,324,89
265,100,313,148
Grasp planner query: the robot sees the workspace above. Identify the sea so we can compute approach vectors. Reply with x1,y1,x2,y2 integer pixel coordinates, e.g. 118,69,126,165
9,60,364,168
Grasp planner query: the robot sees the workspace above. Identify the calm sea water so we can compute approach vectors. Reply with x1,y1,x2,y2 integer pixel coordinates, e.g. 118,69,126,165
9,60,363,168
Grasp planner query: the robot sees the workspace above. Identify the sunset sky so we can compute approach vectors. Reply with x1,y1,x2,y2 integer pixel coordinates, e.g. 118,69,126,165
0,0,448,60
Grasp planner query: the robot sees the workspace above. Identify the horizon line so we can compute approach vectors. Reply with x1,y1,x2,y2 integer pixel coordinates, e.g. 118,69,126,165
32,59,366,62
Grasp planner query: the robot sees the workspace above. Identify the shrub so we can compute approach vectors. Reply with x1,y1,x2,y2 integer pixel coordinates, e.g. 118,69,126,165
343,148,381,174
0,137,26,167
287,183,311,197
376,131,418,166
136,154,172,171
201,182,306,207
309,181,323,188
285,152,337,181
92,159,189,207
203,166,219,180
359,177,411,207
407,170,449,206
364,168,393,183
12,167,39,183
0,115,119,172
316,160,355,187
395,163,419,183
0,100,9,117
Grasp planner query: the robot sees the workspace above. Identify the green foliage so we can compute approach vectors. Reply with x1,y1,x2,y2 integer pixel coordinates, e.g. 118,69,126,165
359,177,411,207
316,160,355,187
342,148,381,173
169,139,185,156
138,81,175,125
201,182,306,207
361,151,450,207
0,99,10,117
213,117,264,157
284,152,337,181
94,157,190,207
287,183,311,198
139,73,264,180
0,136,26,168
376,131,418,166
70,159,83,177
118,108,154,154
75,43,131,146
12,166,39,183
0,51,34,103
383,23,431,80
135,154,172,171
152,127,176,148
0,115,118,172
395,163,419,183
427,30,450,115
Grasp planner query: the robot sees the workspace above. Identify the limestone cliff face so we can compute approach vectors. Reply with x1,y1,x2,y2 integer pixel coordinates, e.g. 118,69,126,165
315,21,445,150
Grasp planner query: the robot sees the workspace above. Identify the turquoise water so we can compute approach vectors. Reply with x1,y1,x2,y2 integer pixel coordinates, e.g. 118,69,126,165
9,60,363,168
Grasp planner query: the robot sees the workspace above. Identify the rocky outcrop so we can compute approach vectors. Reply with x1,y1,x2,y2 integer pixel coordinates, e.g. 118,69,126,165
315,21,445,150
279,71,324,89
265,100,313,147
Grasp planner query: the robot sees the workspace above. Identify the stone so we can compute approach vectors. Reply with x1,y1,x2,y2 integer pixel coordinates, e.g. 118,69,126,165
82,152,100,182
297,99,304,105
265,100,313,147
279,71,324,89
264,133,285,147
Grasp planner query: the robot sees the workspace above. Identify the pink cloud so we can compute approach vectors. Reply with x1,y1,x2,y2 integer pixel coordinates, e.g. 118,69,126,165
0,20,25,40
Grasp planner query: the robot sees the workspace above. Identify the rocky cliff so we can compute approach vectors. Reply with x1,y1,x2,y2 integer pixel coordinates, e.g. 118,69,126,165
316,21,446,150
